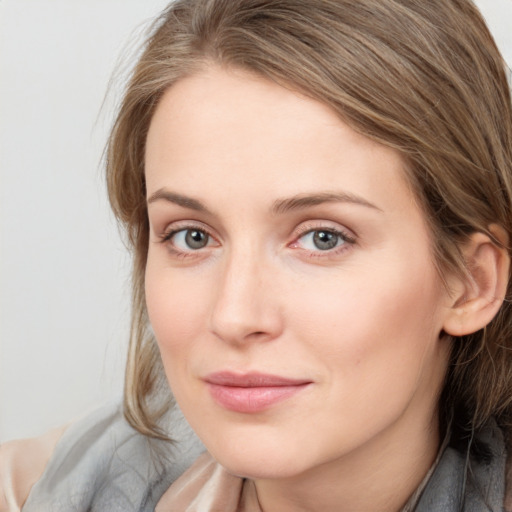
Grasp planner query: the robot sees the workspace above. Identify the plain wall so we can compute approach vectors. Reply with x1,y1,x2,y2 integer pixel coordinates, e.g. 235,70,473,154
0,0,169,441
1,0,511,442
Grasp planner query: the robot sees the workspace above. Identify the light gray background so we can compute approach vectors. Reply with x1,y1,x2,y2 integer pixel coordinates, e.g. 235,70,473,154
1,0,511,442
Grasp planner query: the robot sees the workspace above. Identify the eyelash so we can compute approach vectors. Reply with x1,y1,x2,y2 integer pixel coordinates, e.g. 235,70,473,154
159,223,217,258
160,227,207,243
158,223,356,259
290,225,356,257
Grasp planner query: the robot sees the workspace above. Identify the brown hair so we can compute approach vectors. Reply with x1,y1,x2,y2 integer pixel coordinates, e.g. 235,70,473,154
106,0,512,440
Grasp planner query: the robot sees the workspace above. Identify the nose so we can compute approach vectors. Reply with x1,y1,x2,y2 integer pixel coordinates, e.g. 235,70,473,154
208,247,283,346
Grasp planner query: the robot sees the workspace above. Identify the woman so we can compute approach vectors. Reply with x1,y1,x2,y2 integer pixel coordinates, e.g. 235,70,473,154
2,0,512,510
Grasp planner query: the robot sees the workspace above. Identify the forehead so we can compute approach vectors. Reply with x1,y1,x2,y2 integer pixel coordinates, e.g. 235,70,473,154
145,65,417,220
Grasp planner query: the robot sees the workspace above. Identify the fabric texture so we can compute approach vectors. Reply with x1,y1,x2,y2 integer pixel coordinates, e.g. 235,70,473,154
21,403,205,512
415,421,506,511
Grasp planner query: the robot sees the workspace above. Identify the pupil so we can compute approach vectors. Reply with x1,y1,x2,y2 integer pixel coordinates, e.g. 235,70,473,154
313,231,338,250
185,230,208,249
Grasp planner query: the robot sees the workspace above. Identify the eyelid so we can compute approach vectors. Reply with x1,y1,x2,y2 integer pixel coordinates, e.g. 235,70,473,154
293,221,356,242
159,220,215,241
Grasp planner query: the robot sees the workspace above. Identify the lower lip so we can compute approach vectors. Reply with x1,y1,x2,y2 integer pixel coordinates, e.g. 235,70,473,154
206,383,310,413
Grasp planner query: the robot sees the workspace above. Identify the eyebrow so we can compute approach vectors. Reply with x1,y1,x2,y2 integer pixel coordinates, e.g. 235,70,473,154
147,188,381,215
147,189,210,213
271,191,382,214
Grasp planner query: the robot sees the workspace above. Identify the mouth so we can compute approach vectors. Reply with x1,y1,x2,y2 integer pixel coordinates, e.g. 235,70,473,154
204,371,312,413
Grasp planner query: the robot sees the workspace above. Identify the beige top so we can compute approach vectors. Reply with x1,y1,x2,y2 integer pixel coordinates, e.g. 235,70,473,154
0,425,67,511
156,452,259,511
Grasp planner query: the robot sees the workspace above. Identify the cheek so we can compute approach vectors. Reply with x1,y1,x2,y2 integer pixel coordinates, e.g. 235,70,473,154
285,255,445,383
276,262,448,453
145,261,211,359
145,263,214,408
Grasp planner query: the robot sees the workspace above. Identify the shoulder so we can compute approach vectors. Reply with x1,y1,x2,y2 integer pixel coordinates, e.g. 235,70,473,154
0,424,67,512
13,402,204,512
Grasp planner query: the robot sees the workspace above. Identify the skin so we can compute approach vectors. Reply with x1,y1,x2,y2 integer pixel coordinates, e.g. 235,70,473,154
144,65,456,512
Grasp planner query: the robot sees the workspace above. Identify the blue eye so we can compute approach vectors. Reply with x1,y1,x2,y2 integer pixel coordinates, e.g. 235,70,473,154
170,229,211,250
298,230,346,251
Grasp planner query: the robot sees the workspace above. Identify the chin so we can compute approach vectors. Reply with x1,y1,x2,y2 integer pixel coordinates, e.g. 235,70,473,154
202,429,317,480
217,453,305,480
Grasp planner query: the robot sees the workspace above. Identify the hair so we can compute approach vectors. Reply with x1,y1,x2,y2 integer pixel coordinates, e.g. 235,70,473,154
105,0,512,442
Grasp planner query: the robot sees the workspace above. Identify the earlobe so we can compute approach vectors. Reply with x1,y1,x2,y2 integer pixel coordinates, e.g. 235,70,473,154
443,226,510,337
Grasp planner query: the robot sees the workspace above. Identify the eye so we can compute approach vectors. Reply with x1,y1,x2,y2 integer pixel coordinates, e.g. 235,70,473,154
295,229,351,251
166,228,213,250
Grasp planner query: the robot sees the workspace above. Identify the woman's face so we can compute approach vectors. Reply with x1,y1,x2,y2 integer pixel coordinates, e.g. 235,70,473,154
145,66,453,480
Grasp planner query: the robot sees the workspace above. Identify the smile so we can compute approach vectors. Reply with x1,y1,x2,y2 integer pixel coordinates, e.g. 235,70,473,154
204,372,312,413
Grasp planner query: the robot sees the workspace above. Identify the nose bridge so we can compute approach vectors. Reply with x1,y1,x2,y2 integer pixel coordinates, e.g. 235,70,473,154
209,241,280,344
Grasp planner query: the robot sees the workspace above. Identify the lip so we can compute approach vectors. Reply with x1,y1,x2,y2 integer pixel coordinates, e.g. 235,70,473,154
204,371,312,413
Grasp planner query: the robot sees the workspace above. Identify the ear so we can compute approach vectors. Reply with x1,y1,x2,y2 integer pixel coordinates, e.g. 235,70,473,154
443,225,510,337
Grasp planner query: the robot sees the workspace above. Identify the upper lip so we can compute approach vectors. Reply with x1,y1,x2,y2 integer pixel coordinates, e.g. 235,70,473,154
204,371,312,387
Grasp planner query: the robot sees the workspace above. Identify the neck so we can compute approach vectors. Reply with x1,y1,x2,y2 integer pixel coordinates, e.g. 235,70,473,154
252,411,441,512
